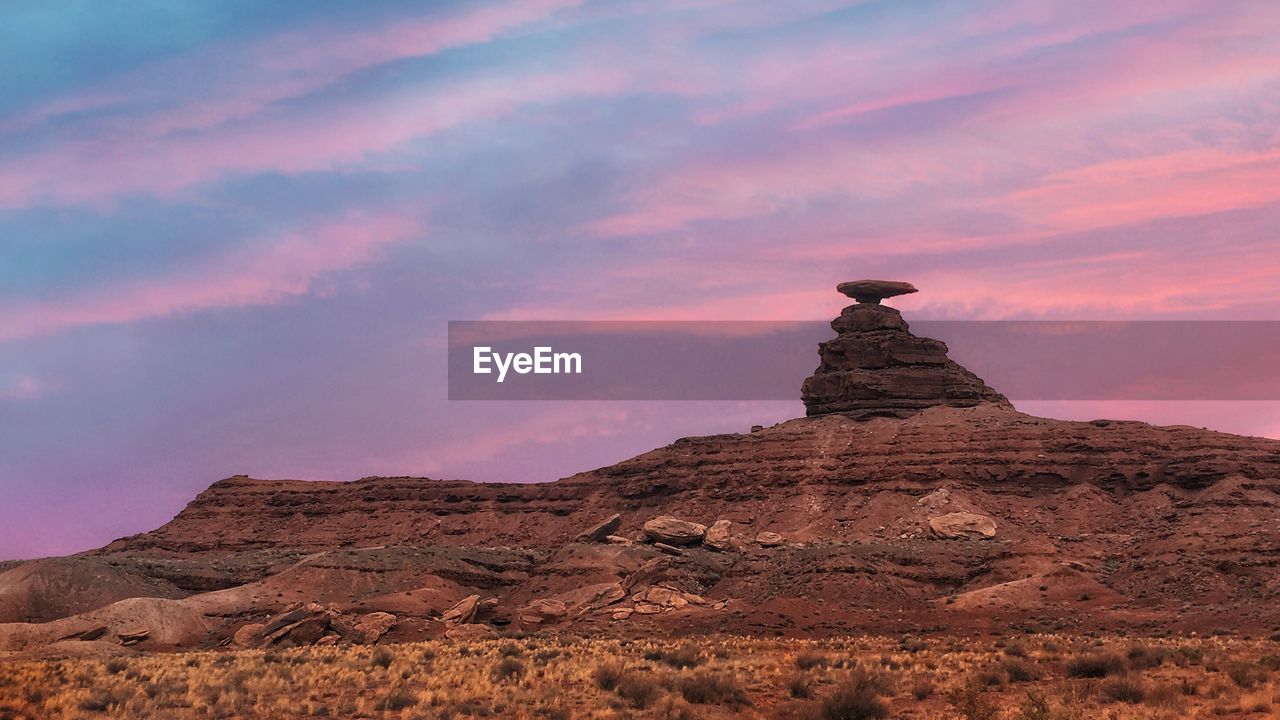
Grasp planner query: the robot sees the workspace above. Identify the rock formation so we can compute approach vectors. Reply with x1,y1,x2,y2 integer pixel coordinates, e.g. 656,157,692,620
641,516,707,545
802,280,1009,418
6,279,1280,651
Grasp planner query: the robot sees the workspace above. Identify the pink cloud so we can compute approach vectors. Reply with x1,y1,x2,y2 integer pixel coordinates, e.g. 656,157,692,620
0,0,582,140
0,375,53,401
0,211,424,342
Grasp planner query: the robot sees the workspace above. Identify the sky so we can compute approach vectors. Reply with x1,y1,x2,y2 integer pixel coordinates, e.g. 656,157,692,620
2,0,1279,559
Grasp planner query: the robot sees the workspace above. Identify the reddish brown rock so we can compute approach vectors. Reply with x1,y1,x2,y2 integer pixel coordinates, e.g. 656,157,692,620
755,532,785,547
445,623,496,641
642,517,706,545
231,623,265,648
802,289,1009,418
352,612,396,644
517,599,568,626
837,279,918,304
441,595,481,625
929,512,997,540
702,520,732,551
576,513,622,542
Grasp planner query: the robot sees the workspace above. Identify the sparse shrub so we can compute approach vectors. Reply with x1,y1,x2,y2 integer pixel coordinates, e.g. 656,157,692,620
615,671,661,709
493,656,526,682
676,671,750,707
594,661,625,691
788,673,814,698
653,696,698,720
898,636,926,653
1065,652,1125,678
949,678,998,720
1144,682,1184,710
1126,644,1165,669
819,668,890,720
1172,645,1203,666
375,691,419,711
77,691,120,713
104,659,128,675
1013,690,1051,720
1002,658,1039,683
370,647,394,668
910,677,934,700
1224,661,1267,689
650,644,702,669
1101,677,1145,704
796,651,829,670
974,668,1004,687
1003,641,1028,658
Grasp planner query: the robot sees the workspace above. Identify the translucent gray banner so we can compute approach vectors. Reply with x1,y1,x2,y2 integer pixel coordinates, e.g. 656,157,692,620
448,321,1280,400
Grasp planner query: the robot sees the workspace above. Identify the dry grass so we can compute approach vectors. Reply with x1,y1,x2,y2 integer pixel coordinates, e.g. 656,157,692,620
0,634,1278,718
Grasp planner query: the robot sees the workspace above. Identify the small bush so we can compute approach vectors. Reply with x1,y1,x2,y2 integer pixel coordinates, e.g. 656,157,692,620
796,651,829,670
375,691,418,711
974,668,1004,687
651,644,702,669
104,659,128,675
949,679,998,720
1002,658,1039,683
1224,661,1267,689
819,668,890,720
788,673,814,698
1066,652,1125,678
677,671,750,707
78,691,121,713
910,678,934,700
1013,691,1051,720
370,647,394,669
1102,678,1145,704
653,696,698,720
1126,644,1165,670
615,672,661,709
493,656,525,682
594,661,625,691
1003,641,1028,658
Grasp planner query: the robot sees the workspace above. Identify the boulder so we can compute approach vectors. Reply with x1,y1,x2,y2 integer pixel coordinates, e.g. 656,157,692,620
642,516,707,545
441,594,481,625
231,623,265,648
755,531,785,547
703,520,732,551
266,615,329,647
928,512,997,539
517,599,569,626
576,513,622,542
445,623,497,641
353,612,396,644
116,626,150,646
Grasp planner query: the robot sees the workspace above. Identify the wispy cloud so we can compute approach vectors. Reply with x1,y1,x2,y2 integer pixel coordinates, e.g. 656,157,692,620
0,211,423,342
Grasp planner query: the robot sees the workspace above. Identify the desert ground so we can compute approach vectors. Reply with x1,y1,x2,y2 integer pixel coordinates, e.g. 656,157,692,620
3,633,1280,719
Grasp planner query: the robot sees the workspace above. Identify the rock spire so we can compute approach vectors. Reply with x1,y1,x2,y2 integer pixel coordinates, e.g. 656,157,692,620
801,281,1009,417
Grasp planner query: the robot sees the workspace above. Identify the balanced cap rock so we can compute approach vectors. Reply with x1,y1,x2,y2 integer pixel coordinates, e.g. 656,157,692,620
837,279,918,304
802,281,1009,418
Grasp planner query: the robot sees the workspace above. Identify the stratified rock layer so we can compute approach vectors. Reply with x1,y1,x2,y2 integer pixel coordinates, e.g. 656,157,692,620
801,303,1009,417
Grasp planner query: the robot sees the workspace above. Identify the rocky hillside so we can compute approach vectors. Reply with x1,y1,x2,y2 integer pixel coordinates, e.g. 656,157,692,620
4,281,1279,657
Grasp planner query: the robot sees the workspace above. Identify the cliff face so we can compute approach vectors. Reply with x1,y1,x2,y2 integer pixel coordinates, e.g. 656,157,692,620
105,405,1280,554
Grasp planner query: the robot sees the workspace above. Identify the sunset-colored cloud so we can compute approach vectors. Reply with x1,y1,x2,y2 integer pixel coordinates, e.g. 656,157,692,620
0,211,423,342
